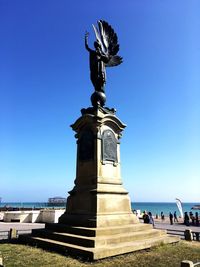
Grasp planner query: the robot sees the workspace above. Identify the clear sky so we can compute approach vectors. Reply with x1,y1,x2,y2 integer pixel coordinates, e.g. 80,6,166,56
0,0,199,203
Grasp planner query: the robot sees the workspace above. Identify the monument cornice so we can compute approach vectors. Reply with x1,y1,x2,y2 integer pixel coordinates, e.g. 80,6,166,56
71,107,126,139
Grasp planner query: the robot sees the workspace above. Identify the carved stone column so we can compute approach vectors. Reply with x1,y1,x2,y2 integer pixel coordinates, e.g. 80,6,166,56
59,107,139,226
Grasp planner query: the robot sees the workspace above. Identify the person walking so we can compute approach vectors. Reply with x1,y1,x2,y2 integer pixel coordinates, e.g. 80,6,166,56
169,212,173,225
195,212,199,226
148,212,155,227
184,212,190,226
174,211,178,222
161,211,165,221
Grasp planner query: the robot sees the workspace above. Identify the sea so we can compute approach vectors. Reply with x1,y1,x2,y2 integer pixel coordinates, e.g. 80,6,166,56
0,202,198,216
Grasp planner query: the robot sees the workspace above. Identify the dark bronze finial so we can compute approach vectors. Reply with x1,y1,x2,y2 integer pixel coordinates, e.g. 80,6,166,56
85,20,123,108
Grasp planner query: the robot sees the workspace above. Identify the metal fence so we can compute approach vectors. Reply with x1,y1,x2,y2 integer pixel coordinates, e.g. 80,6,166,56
159,228,200,241
0,229,31,241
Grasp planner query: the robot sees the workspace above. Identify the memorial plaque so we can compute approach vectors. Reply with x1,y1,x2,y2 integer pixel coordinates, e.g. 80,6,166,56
102,130,117,163
78,130,94,161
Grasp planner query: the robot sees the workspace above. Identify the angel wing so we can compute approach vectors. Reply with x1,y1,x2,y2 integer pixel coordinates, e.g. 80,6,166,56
106,55,123,67
92,20,123,67
92,24,106,53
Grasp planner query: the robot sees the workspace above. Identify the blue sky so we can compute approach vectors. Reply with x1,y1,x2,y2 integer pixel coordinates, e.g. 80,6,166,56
0,0,199,202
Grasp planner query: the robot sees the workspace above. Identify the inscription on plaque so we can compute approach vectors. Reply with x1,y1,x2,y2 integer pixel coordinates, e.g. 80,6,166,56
102,130,117,163
79,130,94,161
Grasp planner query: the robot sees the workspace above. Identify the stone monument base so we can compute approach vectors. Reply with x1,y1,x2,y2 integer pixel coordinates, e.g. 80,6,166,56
19,107,179,259
20,221,179,260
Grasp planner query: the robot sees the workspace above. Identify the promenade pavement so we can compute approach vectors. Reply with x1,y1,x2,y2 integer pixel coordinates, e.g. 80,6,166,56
154,219,200,232
1,220,200,232
0,222,45,240
0,222,45,231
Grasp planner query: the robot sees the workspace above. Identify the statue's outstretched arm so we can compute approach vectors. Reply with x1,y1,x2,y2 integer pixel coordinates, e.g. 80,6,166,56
85,32,92,52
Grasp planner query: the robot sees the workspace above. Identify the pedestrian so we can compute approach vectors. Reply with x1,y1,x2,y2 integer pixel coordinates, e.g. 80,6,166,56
184,212,190,226
195,212,199,226
143,211,150,224
148,212,155,227
174,211,178,222
161,211,165,221
169,212,173,225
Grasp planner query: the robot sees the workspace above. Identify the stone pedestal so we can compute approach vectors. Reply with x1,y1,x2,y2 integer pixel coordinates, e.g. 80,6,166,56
59,107,138,227
21,107,179,260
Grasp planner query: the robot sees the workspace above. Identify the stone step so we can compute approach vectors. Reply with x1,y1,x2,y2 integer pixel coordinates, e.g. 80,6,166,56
21,234,179,260
32,228,166,247
45,223,153,237
104,229,167,245
20,235,94,259
33,229,94,247
93,235,180,260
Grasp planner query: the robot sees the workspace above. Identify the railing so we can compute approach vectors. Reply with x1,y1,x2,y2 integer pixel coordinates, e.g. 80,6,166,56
156,228,200,241
165,228,185,239
0,229,31,241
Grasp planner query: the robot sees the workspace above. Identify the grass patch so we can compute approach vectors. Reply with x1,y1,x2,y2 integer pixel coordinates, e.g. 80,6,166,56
0,241,200,267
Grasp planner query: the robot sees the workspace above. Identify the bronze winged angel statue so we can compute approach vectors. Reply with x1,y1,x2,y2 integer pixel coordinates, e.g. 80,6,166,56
85,20,123,107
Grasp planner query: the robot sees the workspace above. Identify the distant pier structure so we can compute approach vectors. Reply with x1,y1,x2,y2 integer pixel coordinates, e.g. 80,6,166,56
47,197,66,207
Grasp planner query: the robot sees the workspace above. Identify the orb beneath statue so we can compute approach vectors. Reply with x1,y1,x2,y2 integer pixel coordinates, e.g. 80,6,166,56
91,91,106,107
